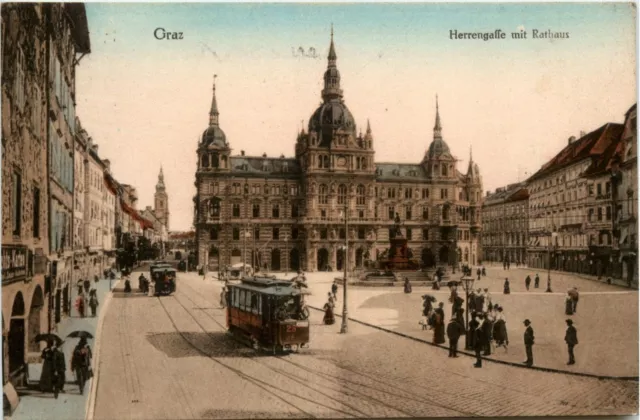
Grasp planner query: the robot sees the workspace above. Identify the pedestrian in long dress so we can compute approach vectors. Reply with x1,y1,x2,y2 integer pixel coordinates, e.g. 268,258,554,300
433,302,446,344
492,307,509,350
75,294,85,318
534,274,540,288
89,290,99,317
468,312,479,350
565,319,578,365
446,318,465,357
565,294,574,315
503,278,511,294
482,311,494,355
523,319,535,367
525,275,531,291
323,301,335,325
40,339,57,395
54,345,66,394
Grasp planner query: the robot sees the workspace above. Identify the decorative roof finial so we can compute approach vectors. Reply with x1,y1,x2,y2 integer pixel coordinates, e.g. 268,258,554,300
470,145,473,162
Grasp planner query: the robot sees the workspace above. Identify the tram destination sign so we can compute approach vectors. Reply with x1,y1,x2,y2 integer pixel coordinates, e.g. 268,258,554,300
2,245,28,284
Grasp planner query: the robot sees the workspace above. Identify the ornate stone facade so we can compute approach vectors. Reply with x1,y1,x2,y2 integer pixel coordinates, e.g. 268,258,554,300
194,33,483,272
1,3,89,387
617,104,637,287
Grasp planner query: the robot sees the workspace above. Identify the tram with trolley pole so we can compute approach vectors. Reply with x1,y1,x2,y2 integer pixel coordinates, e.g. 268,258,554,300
226,276,310,353
150,262,177,295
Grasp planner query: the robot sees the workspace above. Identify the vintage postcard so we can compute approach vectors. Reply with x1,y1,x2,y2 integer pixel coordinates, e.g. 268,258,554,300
1,2,638,419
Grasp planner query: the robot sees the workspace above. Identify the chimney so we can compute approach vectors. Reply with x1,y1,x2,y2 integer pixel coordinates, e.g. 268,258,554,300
241,150,245,156
103,159,111,171
568,136,576,145
262,153,267,158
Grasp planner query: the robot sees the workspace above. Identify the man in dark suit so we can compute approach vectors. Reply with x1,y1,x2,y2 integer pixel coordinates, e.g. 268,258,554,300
482,315,493,356
523,319,535,367
446,317,465,357
473,314,486,368
565,319,578,365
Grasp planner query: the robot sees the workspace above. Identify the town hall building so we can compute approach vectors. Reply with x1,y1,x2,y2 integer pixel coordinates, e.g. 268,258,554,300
193,32,483,272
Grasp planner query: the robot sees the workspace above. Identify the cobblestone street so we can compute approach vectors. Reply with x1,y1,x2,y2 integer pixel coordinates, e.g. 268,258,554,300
92,268,638,419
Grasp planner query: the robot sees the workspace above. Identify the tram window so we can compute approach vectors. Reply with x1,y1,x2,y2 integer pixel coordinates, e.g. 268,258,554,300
233,288,239,308
244,291,253,309
250,294,258,313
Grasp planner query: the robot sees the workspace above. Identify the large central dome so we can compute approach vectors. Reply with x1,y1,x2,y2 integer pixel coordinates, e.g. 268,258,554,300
307,29,357,146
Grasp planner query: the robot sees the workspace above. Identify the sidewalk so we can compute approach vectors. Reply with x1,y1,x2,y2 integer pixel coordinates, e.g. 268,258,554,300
9,275,120,420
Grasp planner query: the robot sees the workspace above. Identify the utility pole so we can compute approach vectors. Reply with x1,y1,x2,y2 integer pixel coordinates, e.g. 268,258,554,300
340,202,349,334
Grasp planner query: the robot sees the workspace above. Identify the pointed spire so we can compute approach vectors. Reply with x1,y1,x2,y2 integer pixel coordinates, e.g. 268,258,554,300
469,145,473,162
321,25,343,102
156,166,165,191
433,95,442,139
209,74,219,126
328,23,337,63
366,119,372,134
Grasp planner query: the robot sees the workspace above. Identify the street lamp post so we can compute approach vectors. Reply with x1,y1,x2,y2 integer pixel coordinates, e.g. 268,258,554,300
461,275,474,349
340,202,349,334
546,231,554,293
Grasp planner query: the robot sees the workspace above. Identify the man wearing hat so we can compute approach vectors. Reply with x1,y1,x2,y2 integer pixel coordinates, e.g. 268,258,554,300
523,319,535,367
564,319,578,365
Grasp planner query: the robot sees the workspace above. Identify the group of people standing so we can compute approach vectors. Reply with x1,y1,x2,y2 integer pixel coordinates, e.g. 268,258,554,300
74,278,99,318
40,337,93,399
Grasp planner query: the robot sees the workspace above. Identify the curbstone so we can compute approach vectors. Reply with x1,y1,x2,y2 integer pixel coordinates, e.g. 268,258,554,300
308,305,639,382
85,278,121,420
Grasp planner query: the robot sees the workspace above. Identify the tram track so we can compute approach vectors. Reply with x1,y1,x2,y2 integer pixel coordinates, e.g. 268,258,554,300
173,282,469,418
155,293,354,418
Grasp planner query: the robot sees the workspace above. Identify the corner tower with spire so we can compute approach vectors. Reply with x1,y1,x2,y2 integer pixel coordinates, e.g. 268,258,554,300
423,95,455,179
197,74,231,172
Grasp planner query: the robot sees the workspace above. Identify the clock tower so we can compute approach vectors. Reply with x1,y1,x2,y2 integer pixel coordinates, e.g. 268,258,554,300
154,166,170,230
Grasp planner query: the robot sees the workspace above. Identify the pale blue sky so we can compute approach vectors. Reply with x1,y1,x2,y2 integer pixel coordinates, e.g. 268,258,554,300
75,3,637,230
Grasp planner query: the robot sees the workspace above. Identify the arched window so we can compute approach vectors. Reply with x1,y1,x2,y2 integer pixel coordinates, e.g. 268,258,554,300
211,154,219,168
323,155,330,168
201,154,209,168
319,184,328,204
337,184,347,205
356,184,366,205
441,165,448,176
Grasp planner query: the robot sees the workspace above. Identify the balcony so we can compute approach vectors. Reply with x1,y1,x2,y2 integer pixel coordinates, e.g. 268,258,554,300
596,193,612,201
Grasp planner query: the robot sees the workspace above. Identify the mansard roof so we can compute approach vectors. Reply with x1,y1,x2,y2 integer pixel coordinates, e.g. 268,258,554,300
374,163,427,181
229,155,301,178
483,182,529,207
528,123,624,182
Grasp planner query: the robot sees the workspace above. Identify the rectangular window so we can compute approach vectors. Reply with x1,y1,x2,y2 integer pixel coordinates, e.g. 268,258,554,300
440,188,448,199
387,189,395,199
272,227,279,240
388,206,394,220
291,204,299,218
588,185,594,196
14,47,25,110
405,206,412,220
358,228,365,239
252,204,260,218
320,229,328,240
33,186,40,237
12,171,22,235
405,188,412,199
422,188,429,199
406,228,412,240
597,208,603,221
358,210,364,219
210,228,218,240
321,209,327,220
272,204,280,218
233,227,240,240
291,228,298,240
606,206,612,220
232,203,240,218
422,208,429,220
254,227,260,240
597,183,602,196
422,229,429,240
339,228,346,240
605,182,611,195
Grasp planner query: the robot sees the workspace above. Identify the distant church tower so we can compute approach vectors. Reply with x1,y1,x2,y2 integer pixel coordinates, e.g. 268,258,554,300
154,166,170,230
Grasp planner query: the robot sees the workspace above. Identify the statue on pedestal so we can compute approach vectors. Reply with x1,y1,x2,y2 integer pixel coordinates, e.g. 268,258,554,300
393,213,402,237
